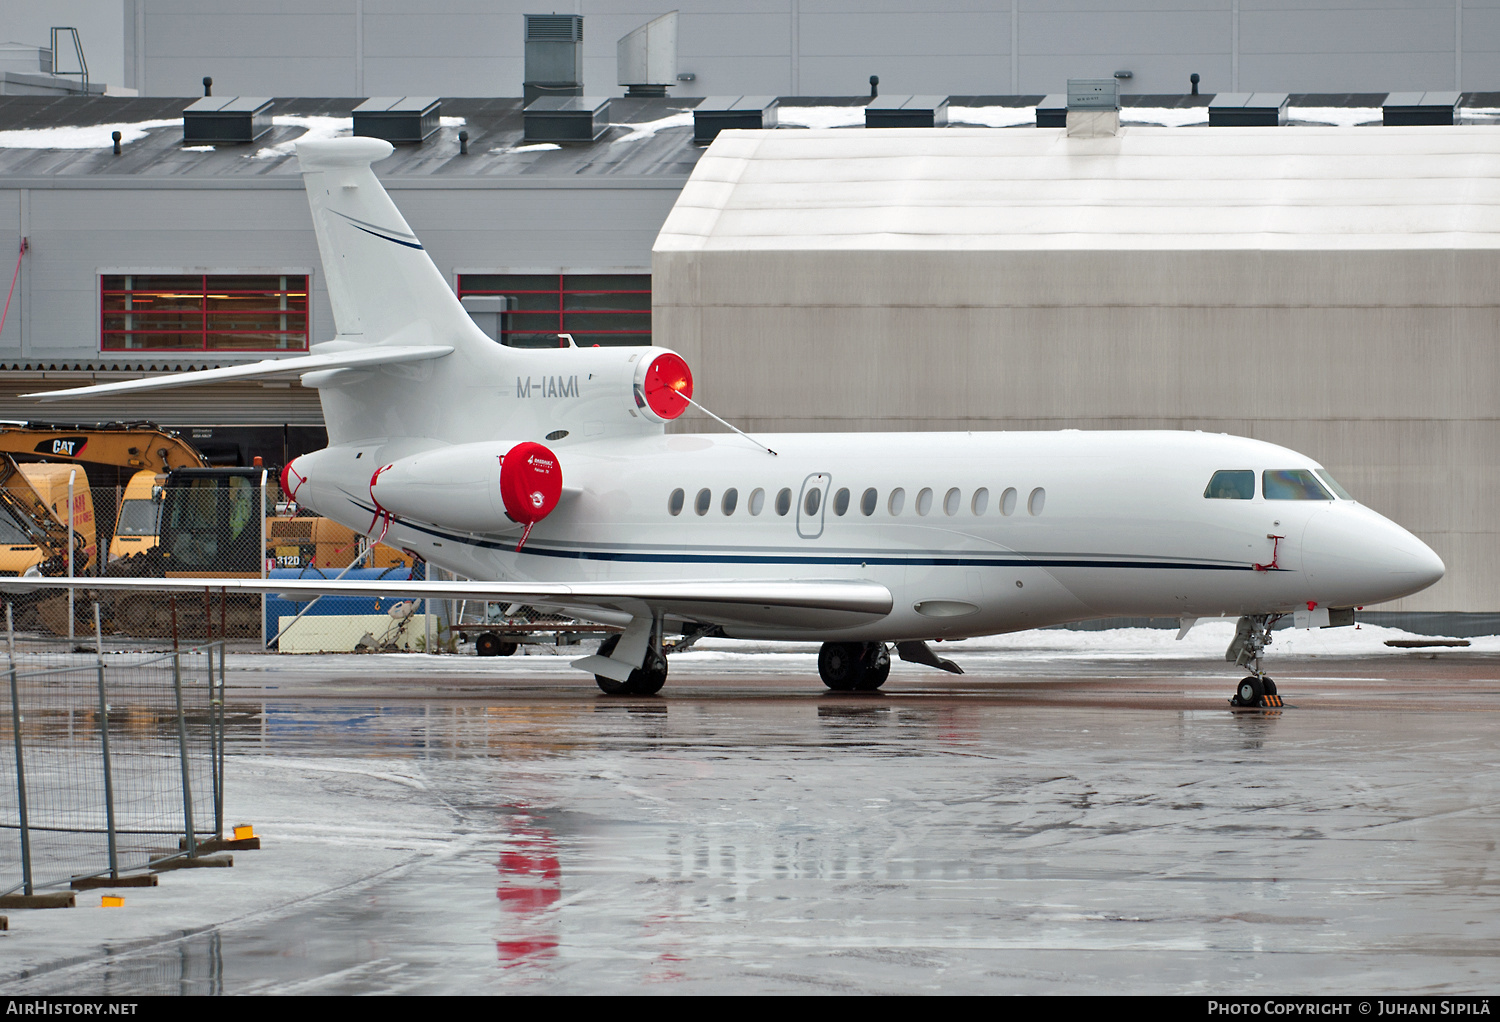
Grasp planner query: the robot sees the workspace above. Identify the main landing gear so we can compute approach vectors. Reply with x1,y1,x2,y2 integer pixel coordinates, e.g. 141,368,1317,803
593,633,667,696
818,642,891,692
1226,614,1285,708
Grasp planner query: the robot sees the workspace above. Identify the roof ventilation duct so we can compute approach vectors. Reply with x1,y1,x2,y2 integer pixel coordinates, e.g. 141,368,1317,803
617,11,678,98
354,96,441,144
524,13,584,105
1208,92,1289,126
1383,91,1460,126
182,96,274,144
1065,78,1118,138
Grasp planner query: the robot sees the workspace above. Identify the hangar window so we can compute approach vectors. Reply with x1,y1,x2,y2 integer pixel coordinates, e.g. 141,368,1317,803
101,274,309,352
668,488,685,516
860,488,877,516
456,272,651,348
775,488,792,516
1263,470,1332,501
1204,470,1254,500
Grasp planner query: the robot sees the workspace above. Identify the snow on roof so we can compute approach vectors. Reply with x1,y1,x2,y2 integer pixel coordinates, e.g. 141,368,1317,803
656,125,1500,252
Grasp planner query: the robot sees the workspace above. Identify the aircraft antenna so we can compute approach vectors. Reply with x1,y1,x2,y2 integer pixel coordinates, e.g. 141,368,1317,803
675,391,777,457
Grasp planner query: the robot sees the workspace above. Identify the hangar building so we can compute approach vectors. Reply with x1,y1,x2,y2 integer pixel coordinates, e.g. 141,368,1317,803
656,125,1500,614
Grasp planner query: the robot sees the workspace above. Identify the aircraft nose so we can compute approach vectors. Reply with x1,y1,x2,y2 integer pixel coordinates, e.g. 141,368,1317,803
1303,506,1444,605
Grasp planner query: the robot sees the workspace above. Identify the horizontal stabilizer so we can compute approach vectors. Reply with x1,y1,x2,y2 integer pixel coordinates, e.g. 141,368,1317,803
22,345,454,402
0,576,893,629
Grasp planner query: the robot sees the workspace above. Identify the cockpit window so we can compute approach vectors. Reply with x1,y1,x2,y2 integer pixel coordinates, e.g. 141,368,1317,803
1315,469,1354,501
1204,470,1254,500
1263,469,1333,500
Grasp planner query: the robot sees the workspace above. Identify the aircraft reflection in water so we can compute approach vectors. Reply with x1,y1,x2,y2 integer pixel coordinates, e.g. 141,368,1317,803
26,137,1443,704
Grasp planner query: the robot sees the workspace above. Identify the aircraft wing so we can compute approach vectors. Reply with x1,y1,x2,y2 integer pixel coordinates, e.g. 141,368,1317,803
0,576,893,630
21,346,454,402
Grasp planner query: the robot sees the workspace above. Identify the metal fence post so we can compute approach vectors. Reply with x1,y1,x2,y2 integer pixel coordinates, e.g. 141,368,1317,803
207,634,221,841
172,650,197,858
67,469,75,644
260,470,268,651
7,603,32,895
93,602,118,878
216,638,225,840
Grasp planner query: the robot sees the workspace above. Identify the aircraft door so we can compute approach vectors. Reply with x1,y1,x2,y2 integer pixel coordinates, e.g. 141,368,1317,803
797,473,830,539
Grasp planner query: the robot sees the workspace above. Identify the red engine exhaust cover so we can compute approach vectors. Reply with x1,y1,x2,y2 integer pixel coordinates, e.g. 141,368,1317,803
498,442,563,535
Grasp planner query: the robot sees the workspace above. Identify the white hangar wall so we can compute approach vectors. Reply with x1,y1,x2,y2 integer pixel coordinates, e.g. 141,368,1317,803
653,126,1500,613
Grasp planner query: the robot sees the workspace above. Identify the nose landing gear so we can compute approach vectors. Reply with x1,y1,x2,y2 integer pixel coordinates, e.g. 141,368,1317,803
818,641,891,692
1227,614,1285,708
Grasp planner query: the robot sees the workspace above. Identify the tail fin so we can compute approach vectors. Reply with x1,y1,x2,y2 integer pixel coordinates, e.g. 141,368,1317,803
297,138,486,353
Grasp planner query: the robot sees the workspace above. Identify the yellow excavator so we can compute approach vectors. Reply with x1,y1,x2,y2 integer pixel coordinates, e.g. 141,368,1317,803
0,422,410,634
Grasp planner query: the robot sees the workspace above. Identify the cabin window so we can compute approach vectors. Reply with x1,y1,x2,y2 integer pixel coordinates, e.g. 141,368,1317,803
721,488,738,515
1263,469,1332,501
101,273,310,352
944,488,961,516
749,488,766,515
916,488,933,516
832,488,850,516
1028,487,1046,516
888,488,906,516
1204,470,1254,500
1315,469,1354,500
1000,487,1017,516
971,487,989,515
455,272,651,348
695,488,711,515
861,488,877,516
668,488,685,516
775,488,792,516
804,488,821,516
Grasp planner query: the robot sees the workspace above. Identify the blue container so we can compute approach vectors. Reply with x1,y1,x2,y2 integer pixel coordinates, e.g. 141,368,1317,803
264,564,427,639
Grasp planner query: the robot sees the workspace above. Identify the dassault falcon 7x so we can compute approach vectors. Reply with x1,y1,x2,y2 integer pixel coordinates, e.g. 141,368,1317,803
23,137,1444,703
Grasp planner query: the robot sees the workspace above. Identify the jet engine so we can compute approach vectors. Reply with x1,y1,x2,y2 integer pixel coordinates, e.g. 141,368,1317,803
367,441,563,538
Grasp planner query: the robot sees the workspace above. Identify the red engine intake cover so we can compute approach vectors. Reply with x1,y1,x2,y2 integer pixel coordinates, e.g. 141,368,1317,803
639,352,693,421
498,442,563,524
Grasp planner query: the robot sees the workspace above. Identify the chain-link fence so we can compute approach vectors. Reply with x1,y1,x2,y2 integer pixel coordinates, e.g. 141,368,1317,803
0,603,225,894
0,473,611,653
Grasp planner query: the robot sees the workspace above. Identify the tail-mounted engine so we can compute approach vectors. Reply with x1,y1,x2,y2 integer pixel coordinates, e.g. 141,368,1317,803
366,440,565,550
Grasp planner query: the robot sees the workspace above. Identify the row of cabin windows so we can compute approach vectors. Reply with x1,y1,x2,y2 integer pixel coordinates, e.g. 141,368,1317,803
1204,469,1353,501
668,485,1047,518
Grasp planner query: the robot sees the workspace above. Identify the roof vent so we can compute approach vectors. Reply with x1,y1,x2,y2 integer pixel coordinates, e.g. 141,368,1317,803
1208,92,1289,126
864,95,949,128
182,96,274,144
523,96,611,143
1065,78,1118,137
1383,91,1460,126
692,95,778,144
354,97,441,144
525,13,584,104
618,12,677,98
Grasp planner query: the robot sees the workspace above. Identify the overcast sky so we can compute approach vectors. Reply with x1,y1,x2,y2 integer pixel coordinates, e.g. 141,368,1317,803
2,1,124,91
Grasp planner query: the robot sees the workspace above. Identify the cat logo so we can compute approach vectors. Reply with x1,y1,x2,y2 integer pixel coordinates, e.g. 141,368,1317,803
34,437,87,458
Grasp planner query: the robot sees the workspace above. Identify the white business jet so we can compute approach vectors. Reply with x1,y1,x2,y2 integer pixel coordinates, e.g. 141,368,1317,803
26,137,1444,704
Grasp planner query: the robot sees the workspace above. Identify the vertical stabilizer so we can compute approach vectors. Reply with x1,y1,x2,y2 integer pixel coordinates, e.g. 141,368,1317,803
297,137,487,353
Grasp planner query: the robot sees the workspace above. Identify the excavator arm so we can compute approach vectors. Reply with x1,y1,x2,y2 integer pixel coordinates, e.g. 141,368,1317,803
0,422,207,475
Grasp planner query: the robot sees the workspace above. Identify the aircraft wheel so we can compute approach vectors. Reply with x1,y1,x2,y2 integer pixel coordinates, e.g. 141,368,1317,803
476,632,505,657
1236,676,1264,707
853,643,890,691
1262,677,1277,696
818,642,863,691
593,635,667,696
